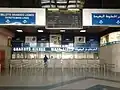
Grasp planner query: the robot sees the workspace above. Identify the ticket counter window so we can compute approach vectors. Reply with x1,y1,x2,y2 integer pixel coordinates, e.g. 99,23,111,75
61,52,73,59
50,52,62,59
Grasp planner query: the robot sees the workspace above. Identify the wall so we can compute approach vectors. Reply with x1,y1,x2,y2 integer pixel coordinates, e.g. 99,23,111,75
0,35,8,46
0,28,13,69
0,46,11,68
100,45,112,64
100,43,120,72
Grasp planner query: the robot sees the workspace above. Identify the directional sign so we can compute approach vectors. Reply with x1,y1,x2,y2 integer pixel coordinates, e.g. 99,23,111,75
0,12,36,25
92,13,120,26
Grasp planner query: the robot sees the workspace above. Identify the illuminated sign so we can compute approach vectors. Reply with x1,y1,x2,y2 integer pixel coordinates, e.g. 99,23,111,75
0,12,35,25
13,47,45,52
13,47,99,52
46,9,82,29
92,13,120,25
100,31,120,46
109,32,120,42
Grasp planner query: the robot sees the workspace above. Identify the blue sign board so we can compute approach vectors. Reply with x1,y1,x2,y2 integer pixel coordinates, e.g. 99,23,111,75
92,13,120,25
0,12,36,25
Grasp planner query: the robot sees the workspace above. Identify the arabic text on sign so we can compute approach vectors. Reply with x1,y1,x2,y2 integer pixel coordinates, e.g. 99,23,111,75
93,14,120,19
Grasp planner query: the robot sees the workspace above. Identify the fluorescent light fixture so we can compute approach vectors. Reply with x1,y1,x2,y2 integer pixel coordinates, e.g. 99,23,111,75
68,5,76,8
48,8,59,11
60,30,65,32
41,38,45,40
80,30,86,32
58,5,66,8
57,1,67,3
38,30,43,32
16,30,23,32
68,9,79,11
66,39,70,41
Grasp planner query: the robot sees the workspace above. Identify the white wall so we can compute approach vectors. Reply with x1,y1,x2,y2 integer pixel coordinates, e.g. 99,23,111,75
0,46,11,68
0,28,14,46
0,8,46,26
100,43,120,72
100,45,112,64
83,9,120,26
0,35,8,46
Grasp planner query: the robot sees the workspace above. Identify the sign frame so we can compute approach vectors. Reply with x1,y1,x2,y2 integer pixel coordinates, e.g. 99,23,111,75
46,8,83,29
83,9,120,27
0,12,36,25
0,8,46,26
92,13,120,26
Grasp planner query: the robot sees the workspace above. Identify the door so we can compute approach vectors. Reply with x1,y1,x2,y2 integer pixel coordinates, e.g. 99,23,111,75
0,50,5,72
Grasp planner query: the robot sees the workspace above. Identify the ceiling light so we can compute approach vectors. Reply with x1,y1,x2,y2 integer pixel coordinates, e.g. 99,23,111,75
38,30,43,32
60,30,65,32
48,8,59,11
41,38,45,41
80,30,86,32
16,30,23,32
66,39,70,41
68,9,79,11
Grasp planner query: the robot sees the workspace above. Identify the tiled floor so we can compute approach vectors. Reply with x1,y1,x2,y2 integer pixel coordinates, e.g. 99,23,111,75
0,68,120,90
51,78,120,90
87,85,120,90
0,68,85,86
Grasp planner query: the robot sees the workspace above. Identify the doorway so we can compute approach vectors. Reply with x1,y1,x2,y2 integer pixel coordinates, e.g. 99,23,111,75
0,50,5,72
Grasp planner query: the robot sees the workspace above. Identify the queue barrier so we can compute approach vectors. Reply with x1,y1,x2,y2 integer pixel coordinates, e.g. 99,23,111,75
8,60,119,77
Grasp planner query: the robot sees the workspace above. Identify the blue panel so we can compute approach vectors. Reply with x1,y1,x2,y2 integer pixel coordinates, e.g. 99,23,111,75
92,13,120,25
12,36,100,52
0,12,35,24
74,36,99,52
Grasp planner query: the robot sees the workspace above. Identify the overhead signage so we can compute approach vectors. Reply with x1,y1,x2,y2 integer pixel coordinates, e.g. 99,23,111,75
74,36,86,46
12,47,99,52
109,31,120,42
100,31,120,46
92,13,120,26
25,36,37,43
46,9,82,29
0,12,35,25
100,35,109,46
50,35,61,47
25,36,37,47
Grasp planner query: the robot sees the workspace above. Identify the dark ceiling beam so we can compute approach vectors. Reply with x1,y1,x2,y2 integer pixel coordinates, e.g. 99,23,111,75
33,0,36,7
54,0,57,8
66,0,69,8
75,0,78,8
50,0,52,8
98,27,120,37
10,0,22,7
84,0,101,8
39,0,42,8
34,0,42,7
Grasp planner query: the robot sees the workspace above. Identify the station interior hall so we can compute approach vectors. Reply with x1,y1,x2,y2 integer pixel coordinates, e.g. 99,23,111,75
0,0,120,90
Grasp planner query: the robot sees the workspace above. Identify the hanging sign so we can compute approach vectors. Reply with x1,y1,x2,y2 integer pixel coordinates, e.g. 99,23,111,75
0,12,35,25
92,13,120,25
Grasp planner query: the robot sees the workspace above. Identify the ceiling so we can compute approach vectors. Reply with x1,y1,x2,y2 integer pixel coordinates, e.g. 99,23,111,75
0,0,120,35
84,0,120,8
2,26,108,34
0,0,120,8
0,0,84,8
